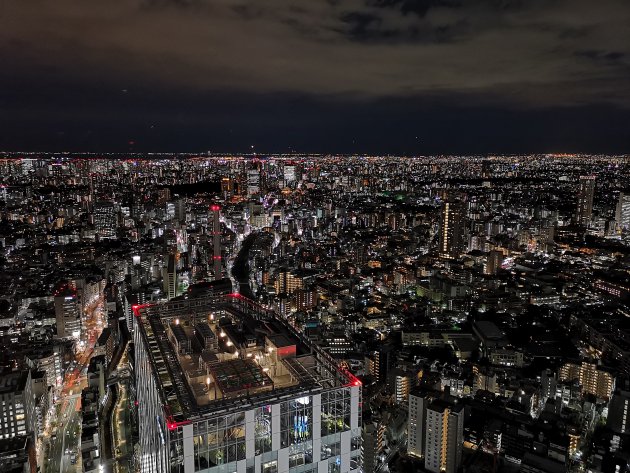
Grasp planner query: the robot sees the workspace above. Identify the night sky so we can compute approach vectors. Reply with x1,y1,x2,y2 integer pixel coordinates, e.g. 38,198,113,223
1,0,629,154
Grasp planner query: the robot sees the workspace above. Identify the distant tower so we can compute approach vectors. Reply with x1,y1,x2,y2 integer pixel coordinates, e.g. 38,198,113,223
247,169,260,196
576,175,596,225
210,205,222,280
439,193,467,259
93,201,117,239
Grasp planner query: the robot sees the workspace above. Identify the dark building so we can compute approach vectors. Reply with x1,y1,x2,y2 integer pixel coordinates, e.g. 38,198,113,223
439,194,467,259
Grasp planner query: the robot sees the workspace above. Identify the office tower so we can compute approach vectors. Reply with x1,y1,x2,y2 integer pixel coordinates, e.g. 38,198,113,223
439,194,467,259
175,199,186,222
163,254,178,300
284,164,297,184
247,169,261,196
484,250,503,275
54,286,82,339
576,175,596,225
607,383,630,434
133,295,362,473
210,205,222,280
93,201,117,239
615,192,630,230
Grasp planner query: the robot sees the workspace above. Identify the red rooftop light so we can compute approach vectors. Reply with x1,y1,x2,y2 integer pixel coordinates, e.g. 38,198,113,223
210,205,221,212
132,303,154,317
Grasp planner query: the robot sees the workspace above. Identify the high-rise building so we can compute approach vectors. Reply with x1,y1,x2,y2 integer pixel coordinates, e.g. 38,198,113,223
247,169,261,196
484,250,503,275
133,295,362,473
607,382,630,434
54,286,82,339
408,390,436,459
576,175,596,225
615,192,630,230
175,199,187,223
93,201,117,239
284,164,298,184
210,205,222,280
163,254,178,300
393,369,417,404
0,372,29,440
221,177,233,196
366,346,394,384
361,420,384,473
274,270,305,295
408,391,463,473
424,400,464,473
439,195,467,259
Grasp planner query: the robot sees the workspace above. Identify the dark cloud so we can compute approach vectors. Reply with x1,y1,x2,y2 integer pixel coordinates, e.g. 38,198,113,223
0,0,629,151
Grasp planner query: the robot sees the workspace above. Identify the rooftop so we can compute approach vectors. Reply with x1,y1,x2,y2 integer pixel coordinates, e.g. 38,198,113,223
134,293,357,425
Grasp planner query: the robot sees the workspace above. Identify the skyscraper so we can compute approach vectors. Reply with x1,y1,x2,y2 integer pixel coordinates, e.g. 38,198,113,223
163,254,178,300
439,194,467,259
93,201,117,239
284,164,298,185
408,391,463,473
210,205,222,280
576,175,596,225
607,383,630,435
247,169,261,196
424,400,464,473
54,286,82,339
615,192,630,230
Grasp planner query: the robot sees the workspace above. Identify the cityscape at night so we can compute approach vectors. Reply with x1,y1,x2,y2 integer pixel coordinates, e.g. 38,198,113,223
1,1,630,473
0,154,628,473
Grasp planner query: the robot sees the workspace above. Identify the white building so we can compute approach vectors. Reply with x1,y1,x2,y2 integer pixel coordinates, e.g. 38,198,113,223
408,392,463,473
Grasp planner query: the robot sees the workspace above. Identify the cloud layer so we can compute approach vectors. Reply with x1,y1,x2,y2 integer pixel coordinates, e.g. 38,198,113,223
2,0,629,105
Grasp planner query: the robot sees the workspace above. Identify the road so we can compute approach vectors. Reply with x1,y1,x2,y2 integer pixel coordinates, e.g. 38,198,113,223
43,293,107,473
46,393,81,473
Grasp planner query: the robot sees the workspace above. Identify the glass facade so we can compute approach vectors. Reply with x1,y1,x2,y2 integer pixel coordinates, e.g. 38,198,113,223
143,386,362,473
193,413,247,470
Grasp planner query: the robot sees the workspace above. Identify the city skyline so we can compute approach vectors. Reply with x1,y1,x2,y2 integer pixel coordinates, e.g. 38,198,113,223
0,155,629,473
